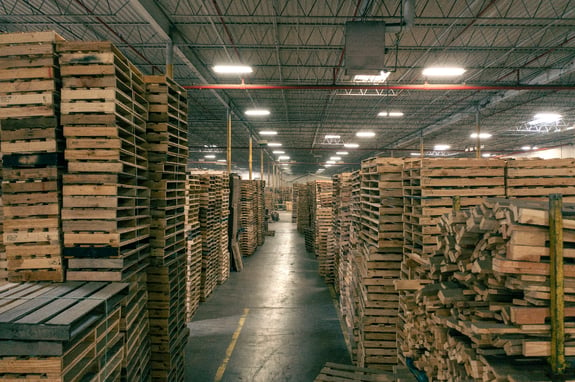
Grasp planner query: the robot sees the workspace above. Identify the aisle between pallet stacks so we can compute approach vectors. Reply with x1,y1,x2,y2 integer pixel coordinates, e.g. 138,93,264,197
185,211,350,381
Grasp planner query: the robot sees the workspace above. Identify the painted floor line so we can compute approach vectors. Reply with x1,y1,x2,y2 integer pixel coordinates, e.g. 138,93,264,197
214,307,250,382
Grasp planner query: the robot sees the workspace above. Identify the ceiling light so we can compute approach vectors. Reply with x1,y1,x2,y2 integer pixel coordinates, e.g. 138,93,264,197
470,133,492,139
281,163,289,166
344,143,359,148
482,153,492,158
521,145,532,151
204,154,216,159
267,142,282,147
245,109,270,116
528,113,561,125
325,164,333,167
410,152,421,156
217,159,226,162
356,131,375,138
213,65,253,74
316,168,325,174
325,134,341,139
260,130,277,136
434,144,450,151
272,150,285,154
330,156,342,161
336,151,348,155
278,156,290,161
353,71,390,83
326,160,336,164
532,146,539,150
422,67,466,77
378,111,404,117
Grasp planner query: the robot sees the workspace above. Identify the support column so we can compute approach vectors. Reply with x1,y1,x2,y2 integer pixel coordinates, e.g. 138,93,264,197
227,111,232,174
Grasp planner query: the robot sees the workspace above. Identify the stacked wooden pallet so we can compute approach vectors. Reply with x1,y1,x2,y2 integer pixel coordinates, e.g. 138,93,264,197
311,180,335,282
403,198,575,381
314,362,415,382
296,183,311,234
56,40,152,381
57,41,150,282
0,31,65,282
0,281,128,381
219,176,231,284
292,184,300,223
332,172,353,295
399,158,506,364
186,174,202,320
0,157,5,282
506,158,575,199
355,157,404,371
144,75,188,381
239,180,257,256
255,180,266,246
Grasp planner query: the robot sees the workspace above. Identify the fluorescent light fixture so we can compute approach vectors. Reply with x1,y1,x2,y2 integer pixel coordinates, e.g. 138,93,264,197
267,142,282,147
316,168,325,174
325,134,341,139
245,109,270,116
470,133,492,139
260,130,277,136
272,150,285,154
217,159,226,162
281,163,289,166
278,156,290,161
482,153,492,158
533,146,538,150
344,143,359,148
213,65,253,74
330,156,342,161
353,71,390,83
336,151,348,155
378,111,404,117
410,152,421,156
356,131,375,138
528,113,561,125
422,67,466,77
204,154,216,159
326,160,336,164
434,144,450,151
521,145,532,150
325,164,333,167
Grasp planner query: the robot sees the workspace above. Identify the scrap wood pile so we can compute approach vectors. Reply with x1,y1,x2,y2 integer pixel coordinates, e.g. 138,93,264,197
402,197,575,381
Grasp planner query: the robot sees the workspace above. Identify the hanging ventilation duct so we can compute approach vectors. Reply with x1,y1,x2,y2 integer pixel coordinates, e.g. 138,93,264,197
344,21,387,75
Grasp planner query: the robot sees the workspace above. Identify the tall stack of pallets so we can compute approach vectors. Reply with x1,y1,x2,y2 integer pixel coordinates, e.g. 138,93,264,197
506,158,575,200
332,172,353,295
297,183,311,235
255,179,265,246
0,281,129,381
0,158,5,282
219,175,231,284
310,180,335,282
186,174,202,320
57,40,151,381
0,31,65,282
398,158,506,365
143,75,188,381
292,184,299,223
356,157,404,370
239,180,257,256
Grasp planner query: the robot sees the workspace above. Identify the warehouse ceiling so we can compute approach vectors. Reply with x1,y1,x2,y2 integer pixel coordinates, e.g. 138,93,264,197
2,0,575,177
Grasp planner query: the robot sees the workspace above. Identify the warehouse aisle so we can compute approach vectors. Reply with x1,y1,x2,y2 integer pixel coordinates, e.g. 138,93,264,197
185,211,350,381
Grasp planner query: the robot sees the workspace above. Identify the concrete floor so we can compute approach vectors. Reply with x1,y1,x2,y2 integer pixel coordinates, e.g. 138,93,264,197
185,211,350,381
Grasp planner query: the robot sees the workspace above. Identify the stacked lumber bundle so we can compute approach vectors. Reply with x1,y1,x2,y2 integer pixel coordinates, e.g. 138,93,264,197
185,174,202,320
506,158,575,199
0,281,128,381
0,31,65,282
144,75,188,381
57,41,150,282
239,180,257,256
399,158,506,363
255,180,266,246
0,158,5,282
332,172,353,295
311,180,335,282
218,176,231,284
402,198,575,381
355,157,404,370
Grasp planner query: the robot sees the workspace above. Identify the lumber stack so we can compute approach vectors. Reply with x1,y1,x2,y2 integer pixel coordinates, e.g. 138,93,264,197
255,179,266,246
402,198,575,381
144,75,188,381
0,158,5,282
297,183,311,234
506,158,575,199
292,184,299,223
58,41,150,282
333,172,353,295
399,158,506,364
239,180,258,256
186,174,202,320
356,157,404,371
311,180,335,282
0,281,128,381
219,176,231,284
0,31,65,282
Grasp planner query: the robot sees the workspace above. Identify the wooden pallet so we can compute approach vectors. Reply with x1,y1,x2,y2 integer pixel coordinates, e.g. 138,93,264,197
314,362,415,381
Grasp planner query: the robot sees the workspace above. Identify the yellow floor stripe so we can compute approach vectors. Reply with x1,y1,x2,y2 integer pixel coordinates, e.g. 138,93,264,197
214,308,250,382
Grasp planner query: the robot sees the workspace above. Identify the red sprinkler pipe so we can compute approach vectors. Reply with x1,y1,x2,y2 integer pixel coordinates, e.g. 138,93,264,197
183,83,575,91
